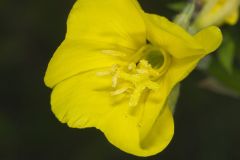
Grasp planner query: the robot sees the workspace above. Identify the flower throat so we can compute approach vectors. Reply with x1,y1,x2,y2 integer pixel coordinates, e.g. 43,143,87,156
98,44,171,107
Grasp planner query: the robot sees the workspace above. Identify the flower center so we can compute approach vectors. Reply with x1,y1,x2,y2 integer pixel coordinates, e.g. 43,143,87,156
98,44,171,107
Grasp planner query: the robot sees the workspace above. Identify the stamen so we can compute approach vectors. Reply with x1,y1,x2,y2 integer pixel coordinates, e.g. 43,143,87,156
128,63,136,71
96,64,119,77
129,86,145,107
101,50,126,57
96,71,112,76
111,64,119,72
111,87,128,96
112,74,118,88
145,81,160,90
111,60,160,106
97,45,170,107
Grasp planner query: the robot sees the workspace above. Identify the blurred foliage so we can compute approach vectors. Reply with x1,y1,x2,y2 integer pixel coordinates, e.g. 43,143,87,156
0,0,240,160
218,31,235,73
167,1,187,12
204,24,240,97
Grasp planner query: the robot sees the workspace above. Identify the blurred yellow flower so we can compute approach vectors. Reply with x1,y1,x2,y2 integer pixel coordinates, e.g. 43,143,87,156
195,0,240,28
44,0,222,157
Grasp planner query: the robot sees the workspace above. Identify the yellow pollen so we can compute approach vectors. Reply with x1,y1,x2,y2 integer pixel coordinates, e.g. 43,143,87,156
97,45,171,107
111,60,160,107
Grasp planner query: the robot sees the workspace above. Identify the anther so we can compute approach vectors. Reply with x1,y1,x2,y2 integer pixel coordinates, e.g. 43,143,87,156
111,87,128,96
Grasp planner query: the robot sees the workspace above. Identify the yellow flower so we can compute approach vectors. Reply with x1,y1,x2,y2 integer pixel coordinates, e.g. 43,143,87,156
194,0,240,28
44,0,222,157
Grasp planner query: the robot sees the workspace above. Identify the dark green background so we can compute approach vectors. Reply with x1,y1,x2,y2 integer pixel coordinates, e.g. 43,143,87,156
1,0,240,160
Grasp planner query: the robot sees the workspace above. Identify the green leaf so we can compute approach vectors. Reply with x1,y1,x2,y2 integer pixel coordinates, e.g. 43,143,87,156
167,2,187,12
197,55,212,71
208,58,240,96
199,77,240,98
168,84,180,114
218,31,235,73
173,1,195,30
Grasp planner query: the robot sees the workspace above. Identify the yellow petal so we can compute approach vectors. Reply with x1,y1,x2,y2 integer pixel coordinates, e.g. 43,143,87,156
50,70,114,128
45,0,147,88
98,105,173,157
138,106,173,156
136,57,205,142
44,40,126,88
51,69,174,156
144,13,205,58
194,26,222,53
136,80,173,142
138,27,222,139
165,56,204,86
143,15,222,91
167,26,222,83
66,0,146,50
225,9,239,25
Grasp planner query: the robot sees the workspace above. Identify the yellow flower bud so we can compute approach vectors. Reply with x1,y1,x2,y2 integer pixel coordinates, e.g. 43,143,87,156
194,0,240,29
